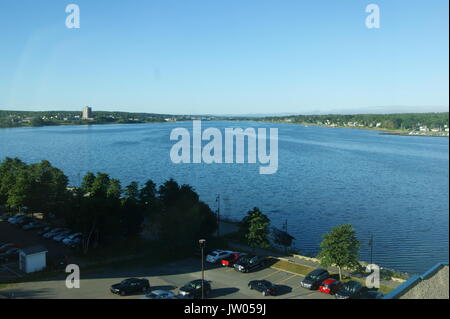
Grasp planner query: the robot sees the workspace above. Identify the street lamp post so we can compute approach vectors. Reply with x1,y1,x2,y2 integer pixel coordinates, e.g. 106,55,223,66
199,239,206,299
216,194,220,237
369,233,374,265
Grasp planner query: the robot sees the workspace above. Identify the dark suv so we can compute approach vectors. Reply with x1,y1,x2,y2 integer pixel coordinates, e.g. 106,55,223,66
179,279,211,298
300,268,330,290
110,278,150,296
335,280,363,299
234,255,266,273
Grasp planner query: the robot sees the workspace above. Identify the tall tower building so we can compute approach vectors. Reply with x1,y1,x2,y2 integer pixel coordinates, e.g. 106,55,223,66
82,106,93,120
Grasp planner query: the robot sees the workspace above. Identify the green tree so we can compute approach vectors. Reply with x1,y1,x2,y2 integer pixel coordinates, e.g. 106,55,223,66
6,169,31,212
81,172,96,194
317,224,361,280
241,207,271,251
0,157,28,205
124,181,139,200
107,178,122,199
27,160,69,216
139,179,157,206
90,173,110,198
155,179,217,253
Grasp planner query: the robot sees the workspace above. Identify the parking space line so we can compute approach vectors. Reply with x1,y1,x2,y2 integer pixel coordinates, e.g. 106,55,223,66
275,274,298,284
259,270,281,280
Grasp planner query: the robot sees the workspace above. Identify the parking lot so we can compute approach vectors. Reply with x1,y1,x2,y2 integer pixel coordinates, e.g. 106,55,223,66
0,257,334,299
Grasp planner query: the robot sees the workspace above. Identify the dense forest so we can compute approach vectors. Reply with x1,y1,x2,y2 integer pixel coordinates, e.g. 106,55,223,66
0,157,217,254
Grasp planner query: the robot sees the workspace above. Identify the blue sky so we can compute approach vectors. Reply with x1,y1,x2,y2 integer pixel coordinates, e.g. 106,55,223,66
0,0,448,115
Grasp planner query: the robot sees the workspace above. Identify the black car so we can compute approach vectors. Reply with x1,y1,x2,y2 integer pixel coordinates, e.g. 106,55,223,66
179,279,211,298
335,280,364,299
361,290,384,299
234,255,266,273
300,268,330,290
110,278,150,296
248,280,277,296
37,226,52,235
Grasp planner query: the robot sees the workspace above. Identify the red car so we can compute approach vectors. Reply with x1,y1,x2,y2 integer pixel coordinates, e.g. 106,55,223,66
220,252,246,267
319,278,342,295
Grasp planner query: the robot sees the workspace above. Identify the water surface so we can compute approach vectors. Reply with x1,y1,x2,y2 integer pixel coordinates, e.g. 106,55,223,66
0,121,448,274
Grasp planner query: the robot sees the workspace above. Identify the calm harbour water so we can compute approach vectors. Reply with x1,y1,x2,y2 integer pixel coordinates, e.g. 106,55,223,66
0,121,448,274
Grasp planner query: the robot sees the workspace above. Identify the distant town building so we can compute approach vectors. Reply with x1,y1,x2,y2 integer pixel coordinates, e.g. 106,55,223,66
82,106,93,120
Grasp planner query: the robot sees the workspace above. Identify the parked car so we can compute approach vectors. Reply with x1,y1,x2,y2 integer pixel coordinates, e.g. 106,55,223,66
248,280,277,296
15,216,33,226
43,228,65,239
8,214,27,225
110,278,150,296
221,252,247,267
319,278,342,295
0,213,12,221
0,243,17,254
179,280,211,298
335,280,364,299
141,290,176,299
205,250,235,263
7,214,25,223
38,226,52,235
300,268,330,290
234,255,266,273
22,221,45,231
53,230,72,242
67,238,82,249
62,233,82,247
0,248,19,262
361,290,384,299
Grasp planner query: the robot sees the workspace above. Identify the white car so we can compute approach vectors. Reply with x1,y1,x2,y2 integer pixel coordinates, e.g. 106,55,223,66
205,250,235,263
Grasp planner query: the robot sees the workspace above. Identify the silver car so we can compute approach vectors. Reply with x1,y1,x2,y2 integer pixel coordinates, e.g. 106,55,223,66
43,228,65,239
53,230,72,242
141,290,176,299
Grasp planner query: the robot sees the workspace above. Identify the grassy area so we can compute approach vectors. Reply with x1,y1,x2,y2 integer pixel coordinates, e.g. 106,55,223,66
0,283,15,290
270,258,315,276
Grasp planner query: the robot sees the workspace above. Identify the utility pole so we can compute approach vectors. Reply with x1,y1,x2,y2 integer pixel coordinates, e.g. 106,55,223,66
199,239,206,299
216,194,220,237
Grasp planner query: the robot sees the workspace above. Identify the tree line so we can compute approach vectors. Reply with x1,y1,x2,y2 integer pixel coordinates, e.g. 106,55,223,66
259,112,449,130
0,157,217,254
0,110,191,128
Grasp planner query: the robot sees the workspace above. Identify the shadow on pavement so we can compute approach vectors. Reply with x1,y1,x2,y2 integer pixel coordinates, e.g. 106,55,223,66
210,287,239,298
275,285,292,296
149,285,177,291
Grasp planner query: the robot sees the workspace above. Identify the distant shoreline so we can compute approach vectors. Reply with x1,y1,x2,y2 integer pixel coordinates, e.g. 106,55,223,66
1,119,449,138
1,110,449,137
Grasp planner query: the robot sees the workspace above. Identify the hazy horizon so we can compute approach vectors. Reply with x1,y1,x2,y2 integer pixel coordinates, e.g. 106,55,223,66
1,105,448,117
